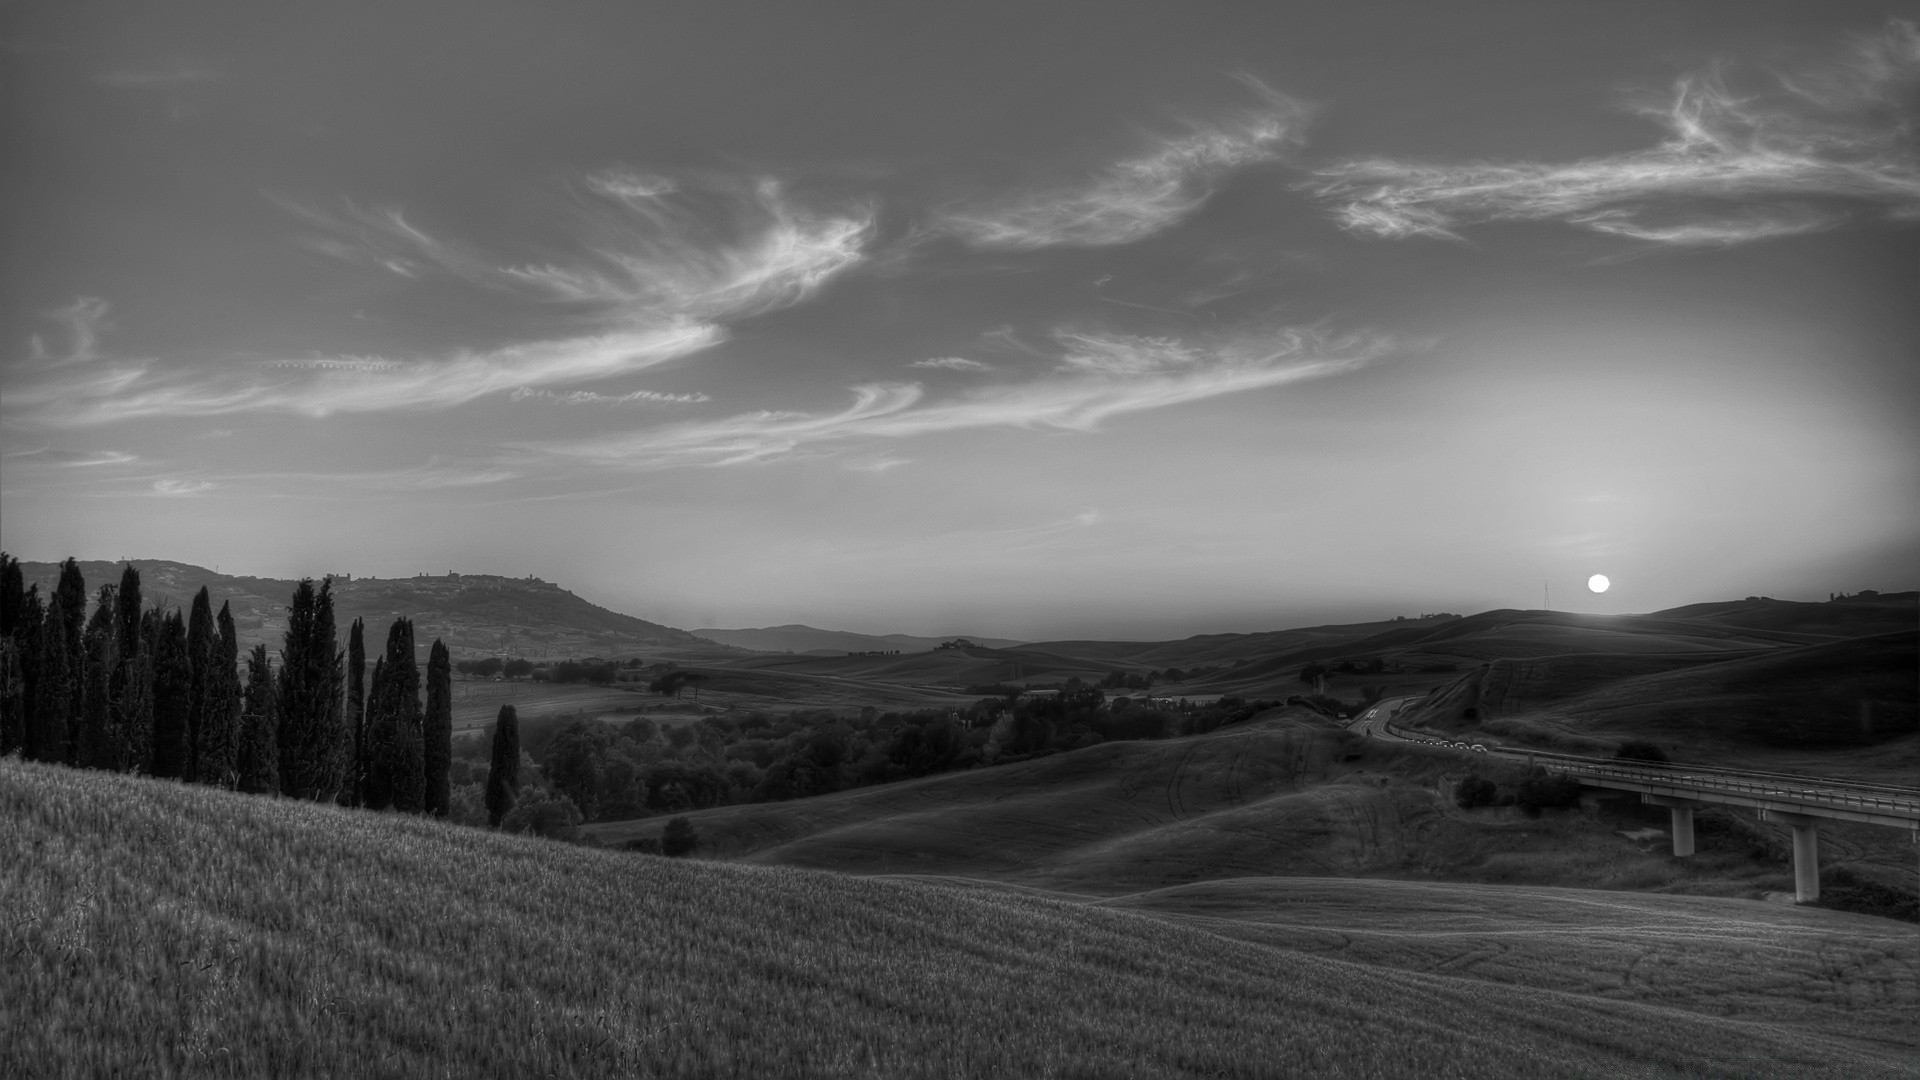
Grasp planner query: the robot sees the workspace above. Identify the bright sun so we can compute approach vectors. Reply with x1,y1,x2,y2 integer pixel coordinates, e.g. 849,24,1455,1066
1588,574,1611,594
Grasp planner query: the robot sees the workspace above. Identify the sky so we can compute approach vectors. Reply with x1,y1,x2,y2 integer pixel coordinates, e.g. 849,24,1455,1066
2,0,1917,640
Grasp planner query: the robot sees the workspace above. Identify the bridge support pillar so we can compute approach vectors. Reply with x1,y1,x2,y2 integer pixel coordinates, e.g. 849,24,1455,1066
1762,810,1821,903
1642,795,1701,857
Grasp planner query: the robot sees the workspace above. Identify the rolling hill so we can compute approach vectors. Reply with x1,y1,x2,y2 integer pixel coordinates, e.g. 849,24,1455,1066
7,757,1914,1078
14,559,727,661
585,707,1920,904
694,624,1027,654
1399,629,1919,761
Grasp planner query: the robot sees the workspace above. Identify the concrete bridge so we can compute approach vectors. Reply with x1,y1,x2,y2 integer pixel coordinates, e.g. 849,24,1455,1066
1358,703,1920,903
1521,752,1920,902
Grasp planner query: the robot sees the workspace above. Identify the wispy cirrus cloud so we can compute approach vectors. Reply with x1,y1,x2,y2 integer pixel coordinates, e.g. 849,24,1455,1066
530,325,1393,469
509,386,711,406
2,299,719,424
937,77,1313,249
11,175,873,427
908,356,992,373
1308,20,1920,245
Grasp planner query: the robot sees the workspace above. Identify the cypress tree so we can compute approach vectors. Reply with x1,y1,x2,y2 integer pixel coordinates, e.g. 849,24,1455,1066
0,553,22,637
185,587,215,782
383,618,425,814
485,703,520,828
197,601,241,788
236,644,279,794
149,610,192,779
362,657,392,810
346,618,366,806
54,559,86,763
16,586,44,759
31,591,74,763
79,587,118,770
276,578,345,801
108,566,152,773
424,638,452,817
0,554,23,755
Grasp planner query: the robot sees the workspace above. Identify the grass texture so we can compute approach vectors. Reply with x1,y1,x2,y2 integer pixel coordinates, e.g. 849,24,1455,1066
7,757,1916,1079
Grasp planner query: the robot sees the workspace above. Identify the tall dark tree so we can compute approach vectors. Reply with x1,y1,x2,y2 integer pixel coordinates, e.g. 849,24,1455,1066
276,578,345,801
149,610,192,779
31,591,75,763
379,618,425,813
197,602,241,788
0,554,22,638
185,587,216,782
53,559,87,762
236,644,279,794
0,554,23,756
361,656,392,810
345,618,367,807
78,587,117,769
423,638,452,817
11,585,43,759
107,565,152,773
485,704,520,828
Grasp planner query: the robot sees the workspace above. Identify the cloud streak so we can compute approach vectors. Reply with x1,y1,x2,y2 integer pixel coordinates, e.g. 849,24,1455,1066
908,356,992,372
1308,20,1920,245
531,325,1393,469
938,78,1313,249
11,176,873,426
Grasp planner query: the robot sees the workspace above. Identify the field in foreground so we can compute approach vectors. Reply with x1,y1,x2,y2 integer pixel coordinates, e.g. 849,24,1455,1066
6,759,1917,1079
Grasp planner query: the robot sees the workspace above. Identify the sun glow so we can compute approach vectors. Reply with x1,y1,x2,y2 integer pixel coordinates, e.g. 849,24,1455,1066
1588,574,1611,594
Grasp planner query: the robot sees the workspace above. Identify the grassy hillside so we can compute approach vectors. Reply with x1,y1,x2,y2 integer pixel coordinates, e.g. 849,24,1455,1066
7,759,1914,1079
16,559,722,660
586,710,1918,902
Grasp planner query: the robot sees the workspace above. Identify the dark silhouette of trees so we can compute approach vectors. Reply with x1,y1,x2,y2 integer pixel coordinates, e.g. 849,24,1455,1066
185,588,216,782
543,721,604,820
108,565,151,773
369,618,424,813
149,610,192,779
197,601,241,788
52,559,87,761
276,578,345,801
345,618,366,806
31,590,75,764
78,587,116,770
0,554,25,757
485,704,520,828
661,816,697,857
424,638,452,817
237,644,279,794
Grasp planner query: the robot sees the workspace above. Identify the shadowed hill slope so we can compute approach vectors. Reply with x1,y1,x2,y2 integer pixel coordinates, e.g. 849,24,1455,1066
1401,630,1919,756
13,760,1913,1078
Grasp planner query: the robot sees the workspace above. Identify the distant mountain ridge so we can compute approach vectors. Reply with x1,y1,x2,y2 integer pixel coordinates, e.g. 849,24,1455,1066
13,560,721,660
694,624,1028,655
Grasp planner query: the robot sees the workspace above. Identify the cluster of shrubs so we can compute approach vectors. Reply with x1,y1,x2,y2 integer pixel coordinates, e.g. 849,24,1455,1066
1454,769,1585,815
444,680,1373,833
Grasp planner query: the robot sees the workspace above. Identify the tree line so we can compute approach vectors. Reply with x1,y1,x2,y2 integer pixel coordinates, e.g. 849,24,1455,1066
0,555,479,819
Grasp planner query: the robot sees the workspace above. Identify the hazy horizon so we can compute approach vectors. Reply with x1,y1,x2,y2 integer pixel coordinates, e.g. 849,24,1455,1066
5,1,1917,641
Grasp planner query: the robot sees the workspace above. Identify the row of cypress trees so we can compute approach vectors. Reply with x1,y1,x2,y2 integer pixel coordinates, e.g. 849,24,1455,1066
0,555,459,818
